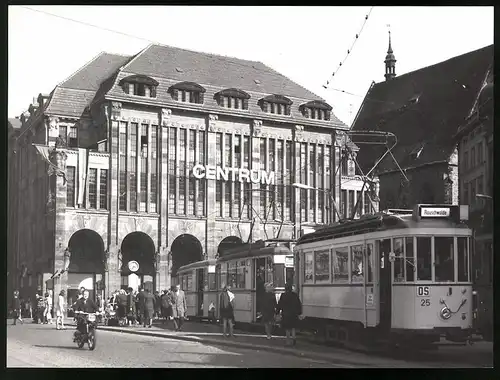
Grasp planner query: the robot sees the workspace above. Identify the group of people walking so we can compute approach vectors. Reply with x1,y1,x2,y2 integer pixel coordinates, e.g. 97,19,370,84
109,285,187,331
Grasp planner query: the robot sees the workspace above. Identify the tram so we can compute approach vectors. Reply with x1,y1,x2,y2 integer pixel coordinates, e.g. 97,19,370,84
176,239,295,324
294,204,473,349
175,259,218,320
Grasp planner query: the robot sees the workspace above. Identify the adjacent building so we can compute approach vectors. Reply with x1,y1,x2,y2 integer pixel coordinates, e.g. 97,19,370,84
8,44,379,302
351,38,493,211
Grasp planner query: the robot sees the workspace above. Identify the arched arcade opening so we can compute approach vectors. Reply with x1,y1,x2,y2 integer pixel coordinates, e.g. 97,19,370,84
170,234,203,278
217,236,244,257
120,232,156,293
66,229,105,305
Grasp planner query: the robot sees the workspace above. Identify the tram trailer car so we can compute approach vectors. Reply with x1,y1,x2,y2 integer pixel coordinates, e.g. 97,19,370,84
294,204,473,349
176,259,218,322
216,239,295,325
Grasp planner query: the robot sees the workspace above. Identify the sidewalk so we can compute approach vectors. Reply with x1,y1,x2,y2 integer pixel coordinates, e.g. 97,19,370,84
94,319,440,368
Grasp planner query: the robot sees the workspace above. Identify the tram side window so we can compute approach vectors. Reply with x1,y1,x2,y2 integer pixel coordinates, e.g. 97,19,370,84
457,237,469,282
417,237,432,281
304,252,314,283
208,271,217,291
435,237,454,282
351,245,364,283
332,247,349,283
405,237,415,281
236,260,246,288
187,274,193,291
393,238,404,282
314,250,330,283
228,261,237,288
220,263,227,288
273,263,286,287
366,244,374,283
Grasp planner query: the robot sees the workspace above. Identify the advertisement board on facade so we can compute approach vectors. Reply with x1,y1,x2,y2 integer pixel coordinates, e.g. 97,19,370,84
192,164,275,185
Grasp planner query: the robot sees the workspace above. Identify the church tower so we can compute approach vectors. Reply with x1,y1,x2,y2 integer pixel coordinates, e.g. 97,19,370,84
384,31,397,81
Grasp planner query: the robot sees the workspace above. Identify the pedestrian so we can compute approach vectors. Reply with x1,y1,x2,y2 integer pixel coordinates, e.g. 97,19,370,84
44,291,53,324
116,289,128,326
160,289,171,324
56,289,66,330
11,290,23,325
126,287,136,326
276,282,302,346
261,283,277,340
25,297,32,319
36,293,46,324
32,294,39,323
153,291,161,320
136,287,146,326
219,284,235,338
143,289,155,328
170,284,187,331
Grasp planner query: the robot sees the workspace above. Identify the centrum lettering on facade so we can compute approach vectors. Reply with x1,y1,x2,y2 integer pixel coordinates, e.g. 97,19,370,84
192,164,275,185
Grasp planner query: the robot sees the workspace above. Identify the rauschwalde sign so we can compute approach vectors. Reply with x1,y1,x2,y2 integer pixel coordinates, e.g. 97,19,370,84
192,164,275,185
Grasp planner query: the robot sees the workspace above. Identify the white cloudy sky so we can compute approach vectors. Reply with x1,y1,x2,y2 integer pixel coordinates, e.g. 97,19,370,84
8,6,493,125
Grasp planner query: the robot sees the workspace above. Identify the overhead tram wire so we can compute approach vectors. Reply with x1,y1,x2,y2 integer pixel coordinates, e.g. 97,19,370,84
322,6,375,89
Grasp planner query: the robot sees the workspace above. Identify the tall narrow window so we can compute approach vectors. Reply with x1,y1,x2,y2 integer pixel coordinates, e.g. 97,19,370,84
178,129,186,215
197,131,206,216
215,133,223,217
309,145,315,221
364,192,372,214
129,123,138,212
119,122,127,211
150,126,158,213
187,130,196,216
233,182,241,217
99,169,108,210
59,126,67,145
341,190,347,218
69,126,78,147
276,140,284,220
356,191,362,217
348,190,355,218
168,128,177,214
285,141,292,221
139,125,147,212
243,136,250,169
88,168,97,208
66,166,76,207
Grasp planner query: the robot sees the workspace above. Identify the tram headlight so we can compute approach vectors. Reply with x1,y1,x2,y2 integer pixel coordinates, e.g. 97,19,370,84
440,307,452,320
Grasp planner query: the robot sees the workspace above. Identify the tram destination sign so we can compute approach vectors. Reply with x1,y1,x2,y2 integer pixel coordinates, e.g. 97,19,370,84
192,164,275,185
419,207,450,218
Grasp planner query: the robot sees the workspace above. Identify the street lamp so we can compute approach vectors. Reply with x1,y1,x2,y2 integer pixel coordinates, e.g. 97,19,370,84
291,182,341,223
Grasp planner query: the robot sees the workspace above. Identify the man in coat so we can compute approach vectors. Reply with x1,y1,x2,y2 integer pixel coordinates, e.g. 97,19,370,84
11,290,23,325
170,284,187,331
136,287,146,325
143,289,156,328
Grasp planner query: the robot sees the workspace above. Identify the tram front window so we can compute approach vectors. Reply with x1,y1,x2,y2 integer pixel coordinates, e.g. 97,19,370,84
435,237,454,282
457,237,469,282
417,237,431,281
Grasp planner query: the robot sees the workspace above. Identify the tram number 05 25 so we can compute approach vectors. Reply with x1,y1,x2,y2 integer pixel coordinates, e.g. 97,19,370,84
420,299,430,307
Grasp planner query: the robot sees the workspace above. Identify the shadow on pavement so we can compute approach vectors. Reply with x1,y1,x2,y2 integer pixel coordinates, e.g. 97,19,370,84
33,344,83,350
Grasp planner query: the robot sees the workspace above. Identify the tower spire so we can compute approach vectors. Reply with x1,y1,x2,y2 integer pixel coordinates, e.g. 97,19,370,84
384,27,396,81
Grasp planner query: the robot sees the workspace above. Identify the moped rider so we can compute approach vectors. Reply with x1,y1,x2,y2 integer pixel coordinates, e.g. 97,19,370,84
73,290,98,339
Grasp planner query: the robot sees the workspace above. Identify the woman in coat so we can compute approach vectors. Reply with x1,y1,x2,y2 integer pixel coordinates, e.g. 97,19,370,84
143,289,156,328
219,285,235,338
261,283,277,340
126,288,136,326
276,282,302,346
160,290,171,324
116,289,128,326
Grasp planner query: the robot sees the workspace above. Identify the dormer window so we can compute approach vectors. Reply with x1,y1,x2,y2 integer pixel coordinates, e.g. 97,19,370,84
170,82,205,104
119,75,158,98
300,100,332,121
216,88,250,110
259,94,292,115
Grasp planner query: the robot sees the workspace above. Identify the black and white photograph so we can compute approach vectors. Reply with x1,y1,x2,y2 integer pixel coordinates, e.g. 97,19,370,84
7,5,493,368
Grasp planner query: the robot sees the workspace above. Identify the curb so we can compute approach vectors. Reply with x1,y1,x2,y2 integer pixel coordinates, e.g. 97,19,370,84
97,326,359,367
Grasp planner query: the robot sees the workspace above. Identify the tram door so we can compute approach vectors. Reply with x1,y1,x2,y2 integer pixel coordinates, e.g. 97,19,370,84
255,258,266,319
378,239,392,330
196,269,204,317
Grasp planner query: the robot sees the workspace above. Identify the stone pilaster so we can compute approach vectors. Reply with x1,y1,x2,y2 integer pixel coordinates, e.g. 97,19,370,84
108,102,120,249
106,244,121,294
159,108,172,250
206,114,218,258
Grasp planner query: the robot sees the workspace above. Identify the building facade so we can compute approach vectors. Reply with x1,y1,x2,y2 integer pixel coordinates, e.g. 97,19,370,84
8,45,378,303
352,38,493,211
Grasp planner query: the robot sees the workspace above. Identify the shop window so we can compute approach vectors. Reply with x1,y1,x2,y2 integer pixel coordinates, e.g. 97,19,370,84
416,237,431,281
304,252,314,283
314,250,330,283
457,237,469,282
332,247,349,283
435,237,454,282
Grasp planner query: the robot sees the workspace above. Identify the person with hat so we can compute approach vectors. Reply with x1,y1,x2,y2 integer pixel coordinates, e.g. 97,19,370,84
261,283,278,340
276,282,302,346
